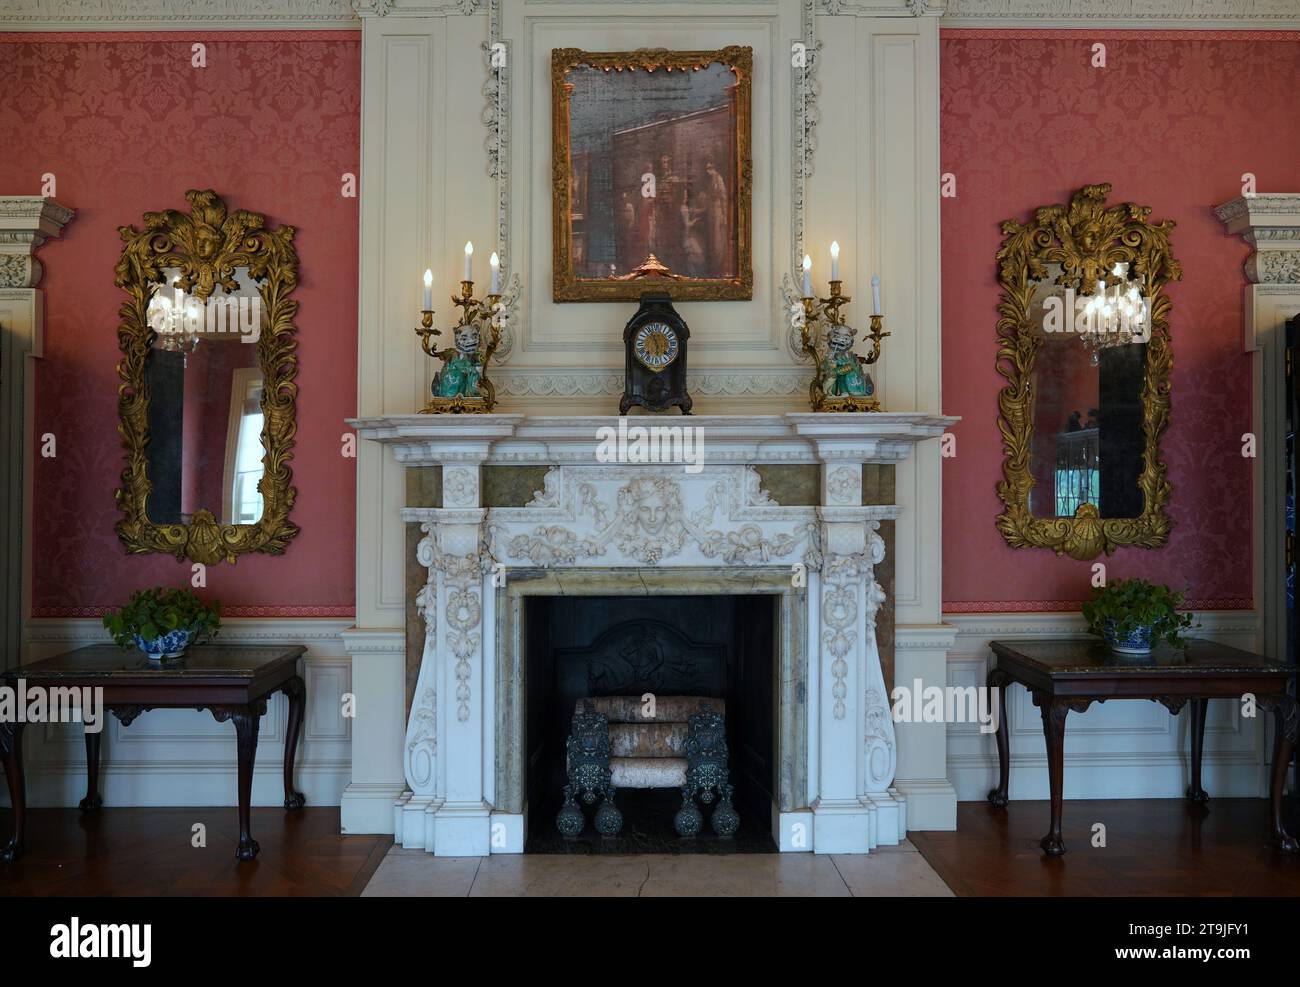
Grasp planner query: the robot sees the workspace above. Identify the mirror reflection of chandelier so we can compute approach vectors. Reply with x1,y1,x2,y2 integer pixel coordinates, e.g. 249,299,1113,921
147,280,203,364
1079,262,1147,365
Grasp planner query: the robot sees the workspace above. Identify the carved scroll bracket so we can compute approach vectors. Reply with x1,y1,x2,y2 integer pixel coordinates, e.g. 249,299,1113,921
0,197,74,289
1215,194,1300,286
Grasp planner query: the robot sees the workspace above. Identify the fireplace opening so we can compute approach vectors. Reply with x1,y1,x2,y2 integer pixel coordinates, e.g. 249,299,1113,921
522,593,778,853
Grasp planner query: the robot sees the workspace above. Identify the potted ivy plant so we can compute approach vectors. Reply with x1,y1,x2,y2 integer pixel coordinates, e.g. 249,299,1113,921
1082,578,1193,655
103,587,221,661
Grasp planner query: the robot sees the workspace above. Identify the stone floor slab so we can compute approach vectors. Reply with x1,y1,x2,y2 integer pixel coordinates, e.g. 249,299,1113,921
360,844,955,897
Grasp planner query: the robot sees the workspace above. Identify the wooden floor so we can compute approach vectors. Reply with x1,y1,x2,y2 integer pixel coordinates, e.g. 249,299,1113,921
911,798,1300,896
7,799,1300,896
0,807,391,896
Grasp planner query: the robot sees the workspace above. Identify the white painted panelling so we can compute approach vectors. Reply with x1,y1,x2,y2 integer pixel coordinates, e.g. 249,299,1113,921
945,611,1270,802
15,618,352,808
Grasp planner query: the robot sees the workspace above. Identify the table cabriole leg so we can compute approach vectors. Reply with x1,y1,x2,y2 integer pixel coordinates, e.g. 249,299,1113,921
281,676,306,810
1033,695,1091,857
987,667,1011,808
209,699,267,861
1187,699,1210,804
1261,693,1299,853
0,722,26,863
80,730,104,811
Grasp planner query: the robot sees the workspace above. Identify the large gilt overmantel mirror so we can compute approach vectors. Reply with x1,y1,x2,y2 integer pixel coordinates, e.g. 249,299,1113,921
114,189,300,565
995,183,1181,561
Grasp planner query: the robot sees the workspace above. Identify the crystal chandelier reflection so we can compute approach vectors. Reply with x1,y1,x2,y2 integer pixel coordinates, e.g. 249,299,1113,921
146,279,202,365
1079,262,1147,365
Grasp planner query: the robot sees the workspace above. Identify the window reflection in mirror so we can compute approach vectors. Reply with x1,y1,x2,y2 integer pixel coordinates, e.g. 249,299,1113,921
1026,262,1146,520
143,266,266,526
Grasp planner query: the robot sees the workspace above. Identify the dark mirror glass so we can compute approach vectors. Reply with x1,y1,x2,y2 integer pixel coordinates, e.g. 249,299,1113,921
143,266,266,526
1026,262,1147,520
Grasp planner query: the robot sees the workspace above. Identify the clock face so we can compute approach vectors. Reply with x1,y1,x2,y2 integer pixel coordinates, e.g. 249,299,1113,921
633,321,679,372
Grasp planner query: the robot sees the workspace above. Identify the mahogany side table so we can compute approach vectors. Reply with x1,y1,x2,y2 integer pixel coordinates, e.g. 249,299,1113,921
0,644,307,862
986,637,1296,856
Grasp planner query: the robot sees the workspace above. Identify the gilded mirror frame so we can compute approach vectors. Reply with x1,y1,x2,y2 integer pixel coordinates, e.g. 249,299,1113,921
994,183,1181,561
113,189,300,565
550,46,754,302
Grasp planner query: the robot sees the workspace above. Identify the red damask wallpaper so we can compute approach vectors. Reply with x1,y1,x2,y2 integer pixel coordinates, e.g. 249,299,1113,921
940,31,1300,612
0,35,361,616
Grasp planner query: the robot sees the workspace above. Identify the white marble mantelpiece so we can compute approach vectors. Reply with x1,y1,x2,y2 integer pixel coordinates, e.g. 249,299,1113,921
350,411,955,855
350,412,955,464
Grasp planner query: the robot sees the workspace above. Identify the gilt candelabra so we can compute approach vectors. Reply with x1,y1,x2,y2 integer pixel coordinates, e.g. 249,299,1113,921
415,278,503,414
799,277,889,413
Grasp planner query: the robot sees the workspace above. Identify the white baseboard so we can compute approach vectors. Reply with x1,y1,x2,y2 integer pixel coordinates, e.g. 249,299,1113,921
893,778,957,830
341,782,407,834
944,611,1268,802
12,618,353,808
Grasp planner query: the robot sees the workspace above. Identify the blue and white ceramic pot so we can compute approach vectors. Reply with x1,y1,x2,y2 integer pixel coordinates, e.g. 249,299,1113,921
1102,619,1154,656
133,627,196,661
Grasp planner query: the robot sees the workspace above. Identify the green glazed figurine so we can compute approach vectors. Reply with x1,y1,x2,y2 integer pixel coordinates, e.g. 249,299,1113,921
822,323,873,398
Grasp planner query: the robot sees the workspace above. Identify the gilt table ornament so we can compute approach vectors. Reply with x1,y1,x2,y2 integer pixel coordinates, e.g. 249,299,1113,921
793,276,888,412
415,277,505,414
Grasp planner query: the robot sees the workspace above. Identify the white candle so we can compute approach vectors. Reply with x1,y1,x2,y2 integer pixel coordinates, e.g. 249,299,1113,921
830,241,840,282
489,251,500,294
463,241,473,282
871,273,881,315
802,254,812,297
422,268,433,310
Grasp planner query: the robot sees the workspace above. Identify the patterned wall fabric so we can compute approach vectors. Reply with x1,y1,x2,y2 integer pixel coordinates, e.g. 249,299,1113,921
0,35,361,616
940,33,1300,611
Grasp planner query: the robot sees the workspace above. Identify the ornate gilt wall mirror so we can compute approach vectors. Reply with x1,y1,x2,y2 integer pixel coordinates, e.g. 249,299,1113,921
114,189,300,565
995,183,1181,560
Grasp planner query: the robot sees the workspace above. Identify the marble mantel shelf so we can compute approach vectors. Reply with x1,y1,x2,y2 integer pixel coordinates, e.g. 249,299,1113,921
348,412,959,465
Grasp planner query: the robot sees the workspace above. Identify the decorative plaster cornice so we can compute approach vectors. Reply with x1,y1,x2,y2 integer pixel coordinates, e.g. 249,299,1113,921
942,0,1300,27
1215,194,1300,229
1,0,360,29
1216,193,1300,285
822,0,942,14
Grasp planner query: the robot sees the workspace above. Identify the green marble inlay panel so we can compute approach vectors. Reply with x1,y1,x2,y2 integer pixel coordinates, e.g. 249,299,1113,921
483,465,554,507
405,466,442,508
862,464,895,506
753,464,819,506
876,519,895,693
405,522,424,718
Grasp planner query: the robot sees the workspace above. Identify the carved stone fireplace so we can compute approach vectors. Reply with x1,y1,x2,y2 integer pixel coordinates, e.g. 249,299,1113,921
349,412,953,855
